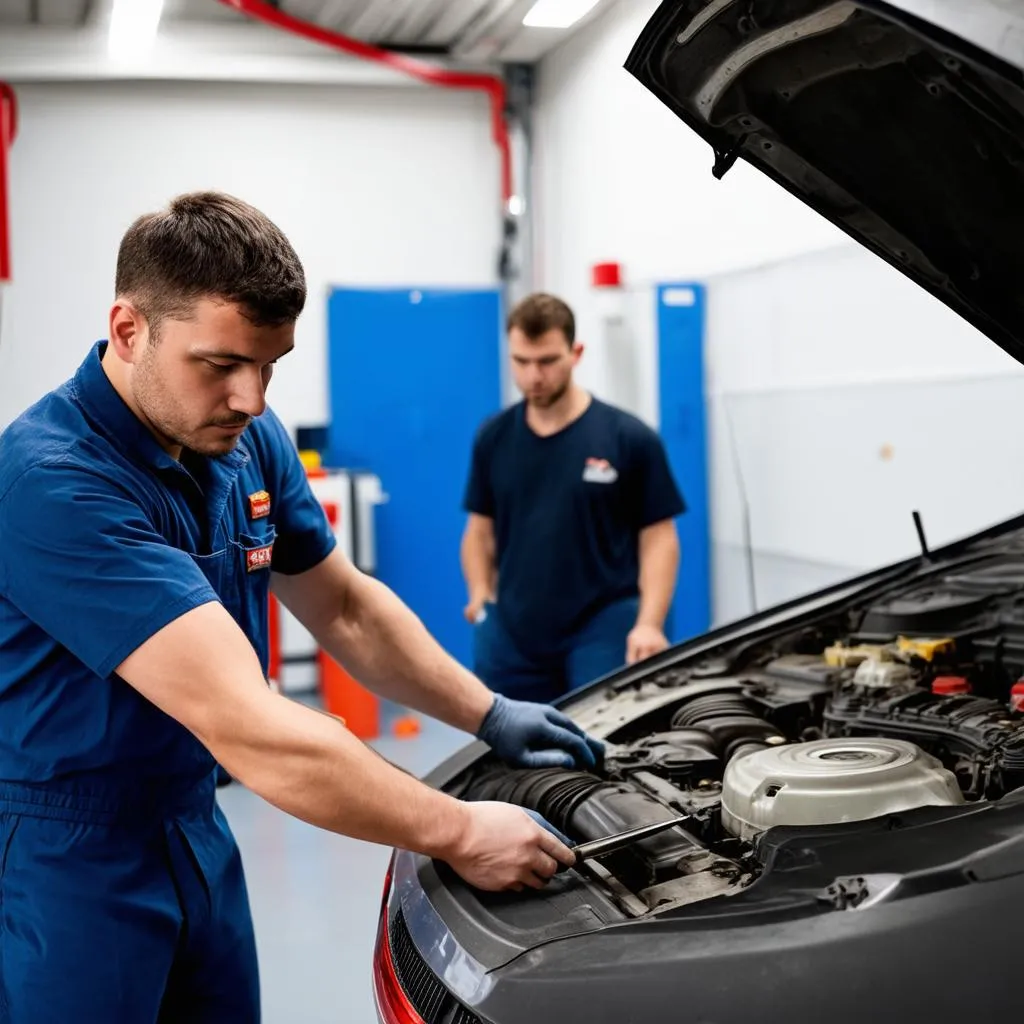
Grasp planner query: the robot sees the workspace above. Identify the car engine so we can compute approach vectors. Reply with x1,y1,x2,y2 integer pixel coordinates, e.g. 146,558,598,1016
456,546,1024,917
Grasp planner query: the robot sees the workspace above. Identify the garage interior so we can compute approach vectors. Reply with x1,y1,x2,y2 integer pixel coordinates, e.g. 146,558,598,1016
2,1,1024,1022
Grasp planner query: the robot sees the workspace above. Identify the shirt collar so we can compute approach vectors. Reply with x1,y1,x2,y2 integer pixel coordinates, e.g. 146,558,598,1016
71,341,250,476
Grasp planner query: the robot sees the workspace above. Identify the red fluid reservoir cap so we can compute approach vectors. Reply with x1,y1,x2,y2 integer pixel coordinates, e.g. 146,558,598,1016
1011,681,1024,712
932,676,971,696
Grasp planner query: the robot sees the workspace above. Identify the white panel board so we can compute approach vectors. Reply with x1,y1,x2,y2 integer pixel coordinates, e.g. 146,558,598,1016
704,246,1024,624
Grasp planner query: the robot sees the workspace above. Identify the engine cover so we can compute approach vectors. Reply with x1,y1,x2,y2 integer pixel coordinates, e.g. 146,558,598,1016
720,738,964,840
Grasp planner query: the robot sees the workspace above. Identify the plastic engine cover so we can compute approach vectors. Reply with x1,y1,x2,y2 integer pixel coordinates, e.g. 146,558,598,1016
720,738,964,840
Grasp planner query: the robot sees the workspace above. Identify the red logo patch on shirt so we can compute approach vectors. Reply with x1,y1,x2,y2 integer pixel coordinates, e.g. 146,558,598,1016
249,490,271,520
246,543,274,573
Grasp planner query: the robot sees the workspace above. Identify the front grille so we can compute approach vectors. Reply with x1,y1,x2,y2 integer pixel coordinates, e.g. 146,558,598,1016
390,909,484,1024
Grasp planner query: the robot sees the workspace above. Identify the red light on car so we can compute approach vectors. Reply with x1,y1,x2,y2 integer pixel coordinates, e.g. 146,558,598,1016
372,911,426,1024
380,853,395,916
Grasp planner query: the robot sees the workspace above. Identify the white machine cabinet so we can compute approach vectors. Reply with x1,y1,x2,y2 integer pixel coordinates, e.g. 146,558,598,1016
275,469,387,694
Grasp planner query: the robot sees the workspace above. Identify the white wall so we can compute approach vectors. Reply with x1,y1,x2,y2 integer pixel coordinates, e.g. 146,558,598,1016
0,80,500,435
705,246,1024,623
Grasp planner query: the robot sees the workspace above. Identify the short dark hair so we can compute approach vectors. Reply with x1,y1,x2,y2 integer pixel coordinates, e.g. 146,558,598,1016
507,292,575,345
115,191,306,333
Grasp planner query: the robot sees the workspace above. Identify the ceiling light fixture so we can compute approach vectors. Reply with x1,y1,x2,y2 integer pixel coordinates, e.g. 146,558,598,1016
108,0,166,58
523,0,601,29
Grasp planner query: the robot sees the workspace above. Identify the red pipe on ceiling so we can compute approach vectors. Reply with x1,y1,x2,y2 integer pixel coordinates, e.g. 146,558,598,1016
0,82,18,283
217,0,513,203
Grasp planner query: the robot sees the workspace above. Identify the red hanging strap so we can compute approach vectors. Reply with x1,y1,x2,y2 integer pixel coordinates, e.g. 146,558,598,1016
0,82,17,284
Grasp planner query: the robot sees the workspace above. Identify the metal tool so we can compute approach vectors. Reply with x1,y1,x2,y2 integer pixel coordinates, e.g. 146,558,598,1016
571,814,692,861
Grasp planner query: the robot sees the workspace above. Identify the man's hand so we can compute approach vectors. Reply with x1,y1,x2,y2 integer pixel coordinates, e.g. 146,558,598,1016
444,802,576,891
476,694,605,770
461,515,496,624
626,624,670,665
463,591,493,625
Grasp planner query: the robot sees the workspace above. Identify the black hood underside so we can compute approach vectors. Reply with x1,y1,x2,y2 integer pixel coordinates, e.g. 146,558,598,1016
625,0,1024,364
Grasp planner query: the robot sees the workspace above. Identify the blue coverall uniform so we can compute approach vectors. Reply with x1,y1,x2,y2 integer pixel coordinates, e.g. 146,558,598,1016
0,342,337,1022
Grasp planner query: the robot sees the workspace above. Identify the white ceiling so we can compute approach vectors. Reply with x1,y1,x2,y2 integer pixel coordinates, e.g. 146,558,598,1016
0,0,609,71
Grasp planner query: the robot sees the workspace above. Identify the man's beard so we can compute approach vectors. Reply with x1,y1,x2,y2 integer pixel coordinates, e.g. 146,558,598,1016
526,380,569,409
186,417,252,456
132,348,249,456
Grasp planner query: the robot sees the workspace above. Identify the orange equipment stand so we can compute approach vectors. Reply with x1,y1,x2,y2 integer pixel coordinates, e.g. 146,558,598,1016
319,650,380,740
267,591,381,739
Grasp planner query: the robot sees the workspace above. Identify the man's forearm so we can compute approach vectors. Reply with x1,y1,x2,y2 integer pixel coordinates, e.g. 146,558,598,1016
461,529,495,600
219,686,471,854
117,599,475,858
318,571,494,734
636,524,680,629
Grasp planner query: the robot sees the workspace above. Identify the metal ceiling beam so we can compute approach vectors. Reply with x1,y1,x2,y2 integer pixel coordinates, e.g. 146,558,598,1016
362,0,420,43
343,0,392,39
314,0,355,29
276,0,320,20
314,0,374,33
419,0,488,47
454,0,534,55
387,0,448,46
0,21,492,83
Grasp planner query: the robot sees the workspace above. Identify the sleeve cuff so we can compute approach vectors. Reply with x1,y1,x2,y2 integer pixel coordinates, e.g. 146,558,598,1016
639,501,687,529
95,586,221,679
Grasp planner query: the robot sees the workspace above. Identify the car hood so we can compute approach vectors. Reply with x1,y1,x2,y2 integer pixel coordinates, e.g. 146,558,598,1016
625,0,1024,364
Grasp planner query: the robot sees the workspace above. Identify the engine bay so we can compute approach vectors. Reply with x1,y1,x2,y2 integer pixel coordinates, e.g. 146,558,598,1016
455,539,1024,918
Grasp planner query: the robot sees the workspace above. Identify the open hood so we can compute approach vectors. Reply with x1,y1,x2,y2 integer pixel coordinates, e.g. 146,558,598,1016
625,0,1024,364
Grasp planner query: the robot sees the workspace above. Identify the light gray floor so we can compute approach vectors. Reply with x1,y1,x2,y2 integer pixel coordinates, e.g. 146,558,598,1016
217,710,466,1024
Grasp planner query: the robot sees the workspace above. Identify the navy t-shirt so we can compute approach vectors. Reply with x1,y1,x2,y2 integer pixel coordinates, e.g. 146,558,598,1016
463,398,685,657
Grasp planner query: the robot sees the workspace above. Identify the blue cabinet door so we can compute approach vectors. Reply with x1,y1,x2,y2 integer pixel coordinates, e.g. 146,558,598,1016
657,283,711,641
327,287,502,668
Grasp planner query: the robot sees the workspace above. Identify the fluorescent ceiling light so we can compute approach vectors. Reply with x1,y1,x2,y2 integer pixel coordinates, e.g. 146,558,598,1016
523,0,601,29
108,0,165,58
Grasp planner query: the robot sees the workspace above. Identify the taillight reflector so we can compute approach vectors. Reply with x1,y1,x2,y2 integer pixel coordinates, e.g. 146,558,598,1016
372,911,426,1024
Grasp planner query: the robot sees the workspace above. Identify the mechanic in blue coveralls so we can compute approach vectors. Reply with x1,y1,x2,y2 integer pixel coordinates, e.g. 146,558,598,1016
0,193,603,1024
461,292,685,704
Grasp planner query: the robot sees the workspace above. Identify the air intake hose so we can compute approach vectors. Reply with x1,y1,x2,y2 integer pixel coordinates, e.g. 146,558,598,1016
1001,737,1024,790
464,766,608,835
462,765,704,888
671,692,785,762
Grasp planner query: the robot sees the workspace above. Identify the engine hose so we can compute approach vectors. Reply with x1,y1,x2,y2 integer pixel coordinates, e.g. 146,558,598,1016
1001,737,1024,773
464,767,609,835
462,765,705,887
671,692,786,762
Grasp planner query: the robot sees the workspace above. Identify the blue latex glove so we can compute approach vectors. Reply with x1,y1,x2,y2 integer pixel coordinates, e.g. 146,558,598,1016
524,808,573,848
476,694,605,771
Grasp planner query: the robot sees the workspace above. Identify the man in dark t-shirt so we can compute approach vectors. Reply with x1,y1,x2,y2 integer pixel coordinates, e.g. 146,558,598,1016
461,292,685,704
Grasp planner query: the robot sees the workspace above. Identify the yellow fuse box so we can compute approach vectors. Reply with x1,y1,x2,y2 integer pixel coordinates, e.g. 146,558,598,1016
897,637,955,662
